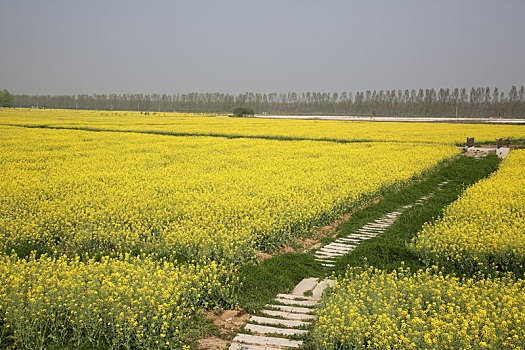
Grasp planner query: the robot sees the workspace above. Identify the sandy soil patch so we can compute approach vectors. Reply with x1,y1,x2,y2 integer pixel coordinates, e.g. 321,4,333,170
198,309,250,350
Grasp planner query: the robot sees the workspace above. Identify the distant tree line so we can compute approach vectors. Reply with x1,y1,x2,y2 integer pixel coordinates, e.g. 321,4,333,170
0,89,14,107
12,86,525,117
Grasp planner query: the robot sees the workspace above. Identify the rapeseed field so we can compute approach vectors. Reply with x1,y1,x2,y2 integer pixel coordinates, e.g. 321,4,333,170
1,108,524,144
0,125,459,263
313,150,525,349
412,150,525,273
1,108,523,348
314,266,525,349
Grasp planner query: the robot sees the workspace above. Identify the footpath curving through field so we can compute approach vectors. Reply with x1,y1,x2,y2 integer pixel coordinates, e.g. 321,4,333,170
313,181,449,267
229,278,334,349
228,181,451,349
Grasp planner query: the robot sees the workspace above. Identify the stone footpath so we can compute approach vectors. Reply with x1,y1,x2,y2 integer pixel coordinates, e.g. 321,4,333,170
229,278,334,349
314,180,449,267
229,181,449,349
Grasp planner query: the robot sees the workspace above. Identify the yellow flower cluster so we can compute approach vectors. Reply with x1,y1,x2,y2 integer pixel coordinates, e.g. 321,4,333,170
412,150,525,272
314,266,525,349
1,108,524,144
0,125,459,263
0,253,239,349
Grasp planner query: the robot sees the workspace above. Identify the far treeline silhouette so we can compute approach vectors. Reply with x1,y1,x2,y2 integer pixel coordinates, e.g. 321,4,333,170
12,86,525,117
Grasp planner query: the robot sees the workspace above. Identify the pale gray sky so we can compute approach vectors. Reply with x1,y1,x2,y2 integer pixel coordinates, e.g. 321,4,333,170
1,0,524,94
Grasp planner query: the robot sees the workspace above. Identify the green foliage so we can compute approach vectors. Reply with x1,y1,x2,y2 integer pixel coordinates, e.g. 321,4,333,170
233,106,255,117
0,89,14,107
236,253,324,312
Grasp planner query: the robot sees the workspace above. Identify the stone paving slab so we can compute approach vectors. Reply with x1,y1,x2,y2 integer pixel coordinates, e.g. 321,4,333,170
314,251,340,258
367,223,389,227
314,249,340,255
335,240,359,245
314,254,336,260
314,255,337,261
360,228,382,232
357,228,379,233
322,244,354,252
315,260,334,266
274,298,318,307
249,316,310,328
328,242,356,248
359,226,382,231
229,342,281,350
265,304,313,314
351,234,373,239
320,247,352,254
318,249,345,256
357,231,380,236
245,323,308,336
354,231,377,236
261,309,316,320
314,257,335,263
233,334,303,348
341,235,363,241
276,293,319,301
291,278,318,296
496,148,510,159
318,247,345,254
317,261,335,266
320,249,351,255
374,220,394,225
323,244,354,250
336,238,360,242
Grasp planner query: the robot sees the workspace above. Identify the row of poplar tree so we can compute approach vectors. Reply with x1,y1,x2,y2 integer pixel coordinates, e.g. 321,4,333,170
12,86,525,117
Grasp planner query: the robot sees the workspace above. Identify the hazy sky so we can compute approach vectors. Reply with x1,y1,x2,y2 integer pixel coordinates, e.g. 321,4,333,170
1,0,524,95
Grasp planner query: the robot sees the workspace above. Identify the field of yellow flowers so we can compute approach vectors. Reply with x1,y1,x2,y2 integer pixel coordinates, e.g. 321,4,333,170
313,150,525,349
0,253,239,349
314,266,525,349
1,108,523,349
0,125,460,263
412,149,525,273
1,108,525,144
0,117,462,348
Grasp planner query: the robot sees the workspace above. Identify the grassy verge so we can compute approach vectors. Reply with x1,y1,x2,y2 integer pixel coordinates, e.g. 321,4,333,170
236,253,325,312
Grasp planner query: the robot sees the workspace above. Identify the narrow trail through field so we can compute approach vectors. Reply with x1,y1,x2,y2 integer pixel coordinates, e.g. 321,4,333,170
227,181,449,350
313,181,448,267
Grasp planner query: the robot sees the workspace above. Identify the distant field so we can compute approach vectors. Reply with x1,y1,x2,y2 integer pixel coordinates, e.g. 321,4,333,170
1,108,525,144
